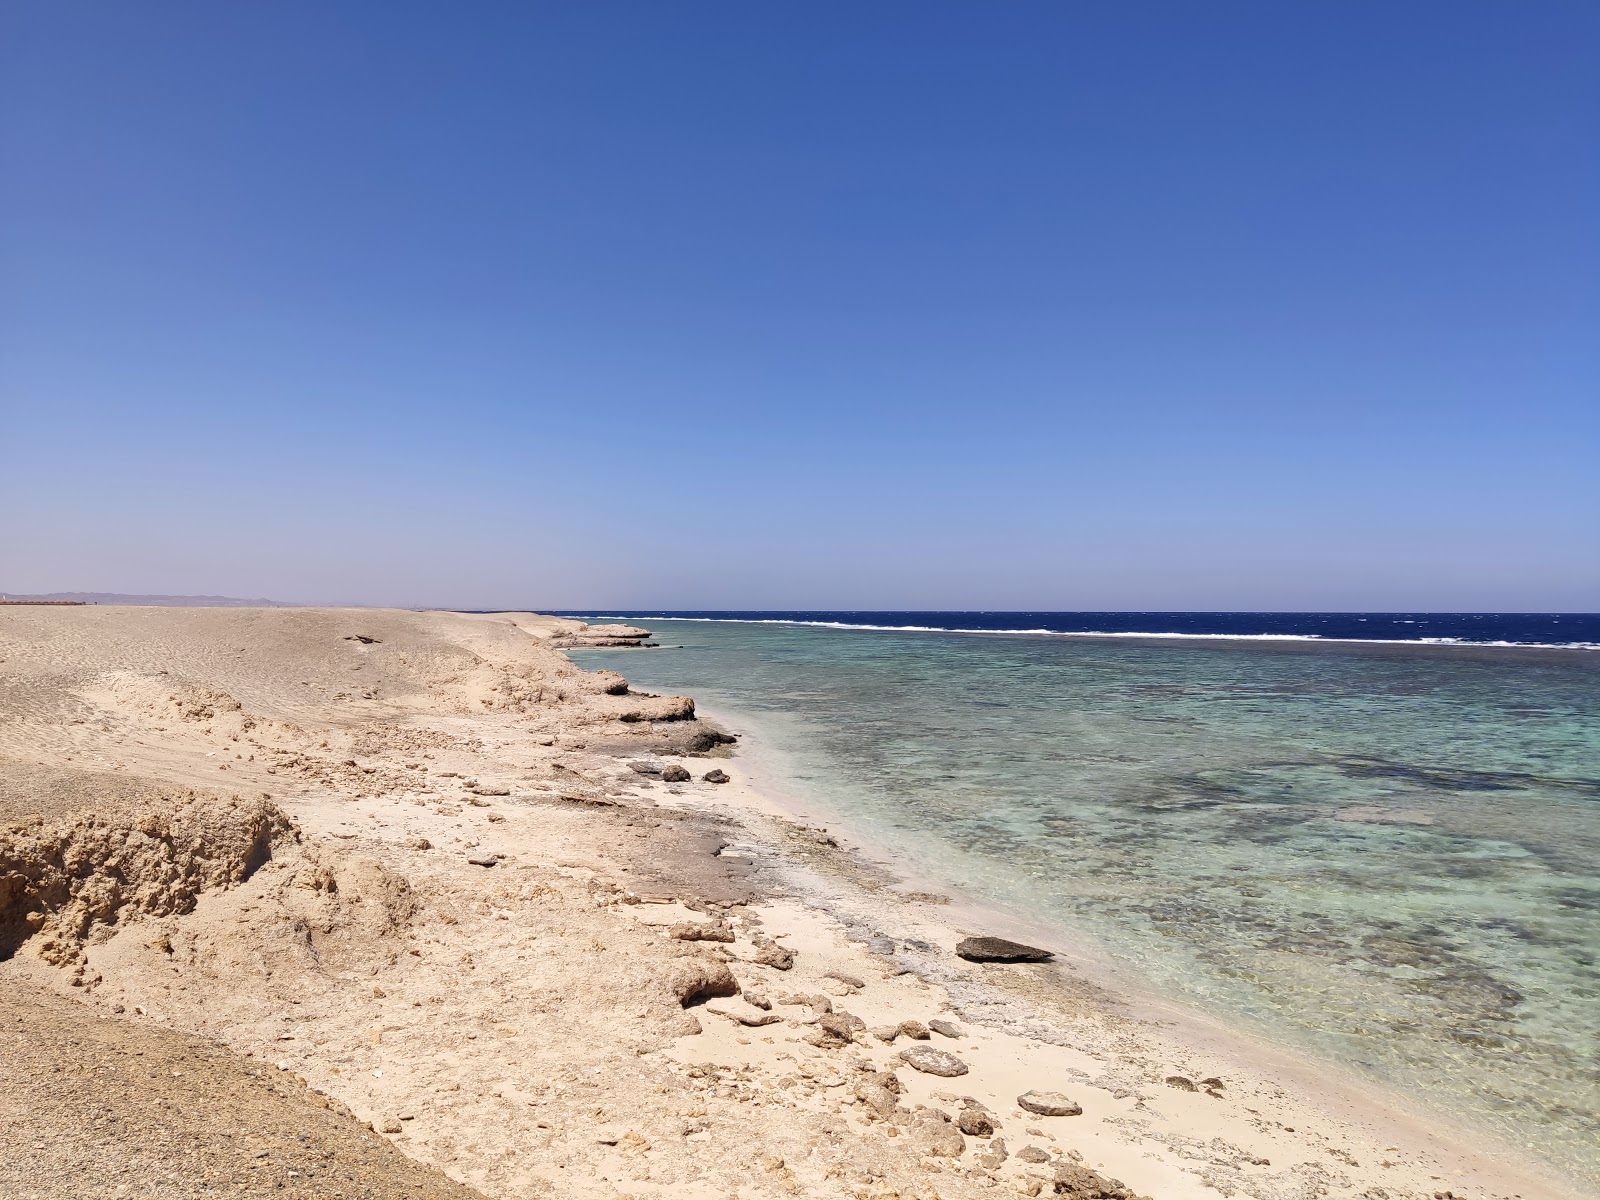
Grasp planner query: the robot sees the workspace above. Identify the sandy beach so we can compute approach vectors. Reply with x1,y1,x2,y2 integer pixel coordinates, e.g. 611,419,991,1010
0,606,1578,1200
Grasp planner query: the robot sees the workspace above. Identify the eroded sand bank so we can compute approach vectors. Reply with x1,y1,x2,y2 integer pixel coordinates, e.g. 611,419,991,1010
0,607,1575,1200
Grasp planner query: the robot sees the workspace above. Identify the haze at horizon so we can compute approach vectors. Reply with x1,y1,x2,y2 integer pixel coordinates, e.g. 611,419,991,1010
3,3,1596,611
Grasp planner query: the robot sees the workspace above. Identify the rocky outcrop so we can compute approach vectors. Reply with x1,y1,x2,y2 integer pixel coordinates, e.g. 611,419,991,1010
547,622,654,649
0,786,293,967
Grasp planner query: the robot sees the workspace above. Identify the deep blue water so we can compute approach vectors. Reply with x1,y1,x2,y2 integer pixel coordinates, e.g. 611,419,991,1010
554,611,1600,649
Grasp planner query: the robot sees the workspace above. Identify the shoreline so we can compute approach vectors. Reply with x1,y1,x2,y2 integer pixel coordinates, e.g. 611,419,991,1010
0,605,1583,1200
667,696,1582,1200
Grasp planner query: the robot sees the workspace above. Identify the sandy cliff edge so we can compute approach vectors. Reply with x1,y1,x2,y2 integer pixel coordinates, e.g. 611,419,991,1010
0,605,1575,1200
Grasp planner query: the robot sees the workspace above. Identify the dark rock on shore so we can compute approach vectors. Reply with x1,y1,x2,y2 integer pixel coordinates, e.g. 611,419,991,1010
661,726,738,755
955,936,1054,963
660,765,691,783
702,769,730,784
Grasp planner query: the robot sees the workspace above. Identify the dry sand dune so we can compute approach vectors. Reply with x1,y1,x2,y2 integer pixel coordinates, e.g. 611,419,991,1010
0,607,1572,1200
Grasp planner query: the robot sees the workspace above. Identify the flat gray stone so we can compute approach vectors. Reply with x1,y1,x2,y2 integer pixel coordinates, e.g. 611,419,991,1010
899,1045,969,1077
1017,1090,1082,1116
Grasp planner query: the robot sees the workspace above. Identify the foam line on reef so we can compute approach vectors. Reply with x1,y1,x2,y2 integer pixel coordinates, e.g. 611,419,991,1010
567,614,1600,651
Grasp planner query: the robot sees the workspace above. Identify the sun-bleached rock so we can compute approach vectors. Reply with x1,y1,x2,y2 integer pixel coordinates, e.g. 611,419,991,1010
898,1045,969,1077
1018,1089,1083,1116
666,957,741,1007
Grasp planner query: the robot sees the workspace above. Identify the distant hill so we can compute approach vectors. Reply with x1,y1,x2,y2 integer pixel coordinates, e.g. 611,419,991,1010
0,592,298,607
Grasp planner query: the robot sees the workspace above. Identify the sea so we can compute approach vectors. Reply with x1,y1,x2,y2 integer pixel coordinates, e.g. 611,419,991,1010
558,612,1600,1187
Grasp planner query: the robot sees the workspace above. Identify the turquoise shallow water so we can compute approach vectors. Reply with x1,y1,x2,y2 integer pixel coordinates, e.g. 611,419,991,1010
569,621,1600,1186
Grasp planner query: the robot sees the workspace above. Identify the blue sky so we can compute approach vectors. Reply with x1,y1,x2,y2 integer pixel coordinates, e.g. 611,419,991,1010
3,2,1596,609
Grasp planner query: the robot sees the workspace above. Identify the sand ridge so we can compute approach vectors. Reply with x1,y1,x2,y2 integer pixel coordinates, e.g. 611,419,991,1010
0,606,1576,1200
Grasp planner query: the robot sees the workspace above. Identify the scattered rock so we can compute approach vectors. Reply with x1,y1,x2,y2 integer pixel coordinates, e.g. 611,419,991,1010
778,992,830,1013
660,765,691,783
465,855,498,867
670,920,735,943
666,958,741,1007
629,761,664,777
664,1011,702,1037
824,970,866,990
406,836,432,850
955,936,1054,963
975,1135,1009,1169
899,1045,969,1077
708,1004,781,1028
1200,1076,1225,1088
807,1012,862,1049
1017,1146,1052,1163
871,1025,900,1043
853,1068,904,1119
1165,1075,1197,1092
908,1109,966,1157
897,1020,930,1040
702,769,730,784
753,941,796,970
743,988,771,1010
957,1105,995,1137
928,1018,962,1038
822,1011,865,1039
1053,1160,1147,1199
1018,1090,1083,1117
469,786,509,796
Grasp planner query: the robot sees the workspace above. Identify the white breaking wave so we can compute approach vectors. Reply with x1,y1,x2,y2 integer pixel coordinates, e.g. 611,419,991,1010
566,615,1600,652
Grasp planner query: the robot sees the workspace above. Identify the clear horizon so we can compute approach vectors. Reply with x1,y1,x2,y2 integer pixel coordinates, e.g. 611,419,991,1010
4,3,1597,611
